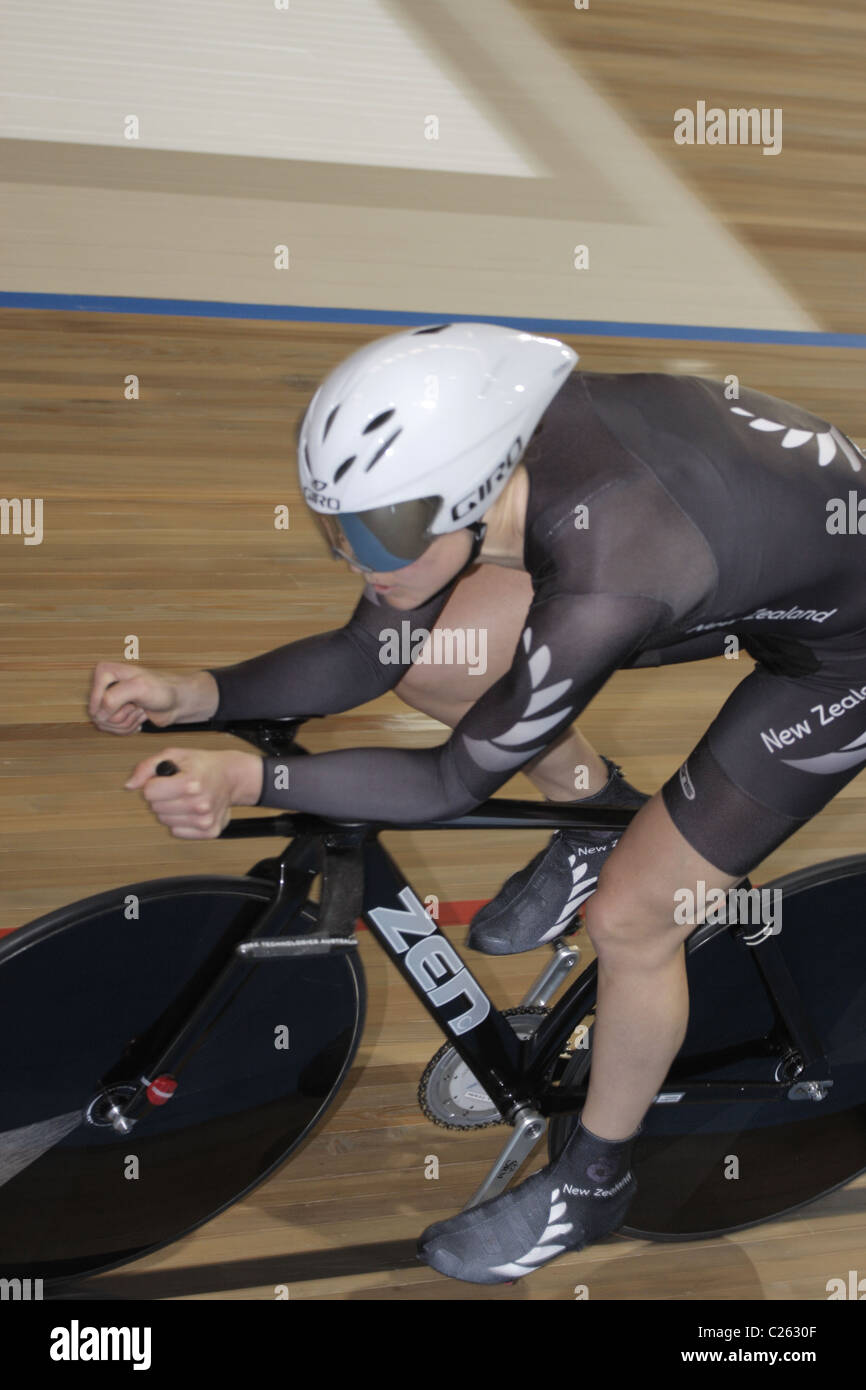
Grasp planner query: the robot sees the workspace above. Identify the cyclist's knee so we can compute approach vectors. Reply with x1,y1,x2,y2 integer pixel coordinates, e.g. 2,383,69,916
583,880,680,966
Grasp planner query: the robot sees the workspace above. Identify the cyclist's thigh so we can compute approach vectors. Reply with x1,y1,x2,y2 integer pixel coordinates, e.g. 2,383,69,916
395,561,535,700
587,792,743,952
661,646,866,878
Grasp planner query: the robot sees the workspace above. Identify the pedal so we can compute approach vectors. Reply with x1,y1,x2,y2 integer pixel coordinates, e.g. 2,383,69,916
237,935,358,959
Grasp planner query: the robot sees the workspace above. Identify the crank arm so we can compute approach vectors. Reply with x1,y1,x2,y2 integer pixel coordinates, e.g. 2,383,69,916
520,939,581,1007
461,1106,547,1210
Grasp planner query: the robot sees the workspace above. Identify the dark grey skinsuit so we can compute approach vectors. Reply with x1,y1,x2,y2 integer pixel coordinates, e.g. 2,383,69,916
207,372,866,875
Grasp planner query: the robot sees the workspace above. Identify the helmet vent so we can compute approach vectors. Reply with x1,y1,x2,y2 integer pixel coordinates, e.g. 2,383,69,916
322,405,340,440
333,455,356,483
411,323,449,335
363,409,396,433
365,428,403,472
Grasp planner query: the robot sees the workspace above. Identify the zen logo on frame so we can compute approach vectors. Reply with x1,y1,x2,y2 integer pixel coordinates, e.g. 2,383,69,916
368,886,490,1035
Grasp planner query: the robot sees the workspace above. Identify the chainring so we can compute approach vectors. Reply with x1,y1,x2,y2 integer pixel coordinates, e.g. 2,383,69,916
418,1007,551,1130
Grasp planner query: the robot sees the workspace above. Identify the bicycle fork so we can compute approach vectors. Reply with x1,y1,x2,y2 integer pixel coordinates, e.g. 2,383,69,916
90,838,324,1134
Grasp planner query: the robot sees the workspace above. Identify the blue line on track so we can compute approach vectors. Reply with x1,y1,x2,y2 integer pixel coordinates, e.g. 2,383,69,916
1,291,863,348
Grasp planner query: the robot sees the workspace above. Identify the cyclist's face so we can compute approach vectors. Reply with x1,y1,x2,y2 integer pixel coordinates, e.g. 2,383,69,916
348,530,474,608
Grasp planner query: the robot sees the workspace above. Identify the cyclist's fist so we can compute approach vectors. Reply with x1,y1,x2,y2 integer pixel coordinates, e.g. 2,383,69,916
89,661,181,734
124,748,264,839
89,664,219,733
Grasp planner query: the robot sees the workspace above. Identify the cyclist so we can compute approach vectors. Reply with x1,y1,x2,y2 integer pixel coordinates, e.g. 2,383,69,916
91,321,866,1285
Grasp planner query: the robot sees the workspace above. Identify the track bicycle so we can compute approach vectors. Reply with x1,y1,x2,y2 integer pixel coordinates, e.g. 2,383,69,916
1,715,865,1290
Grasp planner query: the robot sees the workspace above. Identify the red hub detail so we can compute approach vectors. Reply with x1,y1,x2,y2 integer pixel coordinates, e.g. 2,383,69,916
146,1074,178,1106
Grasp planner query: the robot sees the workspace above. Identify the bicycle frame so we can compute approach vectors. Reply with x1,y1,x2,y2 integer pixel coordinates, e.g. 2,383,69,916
281,815,831,1117
118,717,831,1137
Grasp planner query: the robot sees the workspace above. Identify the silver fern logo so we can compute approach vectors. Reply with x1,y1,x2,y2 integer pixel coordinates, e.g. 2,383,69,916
462,627,574,772
729,408,863,472
489,1187,573,1279
782,727,866,775
538,855,599,943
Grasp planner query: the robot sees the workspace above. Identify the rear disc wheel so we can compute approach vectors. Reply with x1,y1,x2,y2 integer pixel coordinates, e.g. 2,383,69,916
549,857,866,1239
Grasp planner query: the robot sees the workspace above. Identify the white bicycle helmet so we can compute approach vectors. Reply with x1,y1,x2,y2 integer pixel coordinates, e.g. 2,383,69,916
297,321,578,572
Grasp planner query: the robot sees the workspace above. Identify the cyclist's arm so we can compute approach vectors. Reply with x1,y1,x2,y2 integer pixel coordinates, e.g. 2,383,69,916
203,580,456,720
252,590,670,821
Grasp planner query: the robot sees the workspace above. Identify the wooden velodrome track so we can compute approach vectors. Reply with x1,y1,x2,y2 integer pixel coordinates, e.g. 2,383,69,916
1,0,865,1301
2,317,864,1301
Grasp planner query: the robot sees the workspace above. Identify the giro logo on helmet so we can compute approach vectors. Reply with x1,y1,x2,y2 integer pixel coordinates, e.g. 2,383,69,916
303,487,341,510
451,437,523,523
295,324,578,565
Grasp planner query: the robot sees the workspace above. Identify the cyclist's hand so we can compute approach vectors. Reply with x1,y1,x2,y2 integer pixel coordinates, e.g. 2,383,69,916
89,661,184,734
124,748,264,839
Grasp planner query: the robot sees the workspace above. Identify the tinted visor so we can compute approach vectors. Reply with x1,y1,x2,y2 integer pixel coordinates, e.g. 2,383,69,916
313,496,443,572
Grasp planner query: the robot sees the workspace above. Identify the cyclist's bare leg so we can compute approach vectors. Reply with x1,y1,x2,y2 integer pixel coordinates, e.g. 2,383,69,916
417,792,745,1282
579,792,741,1140
393,562,610,797
395,560,726,1147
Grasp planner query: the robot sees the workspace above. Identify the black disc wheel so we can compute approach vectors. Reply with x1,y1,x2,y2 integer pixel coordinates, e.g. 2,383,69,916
549,856,866,1239
0,876,365,1282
